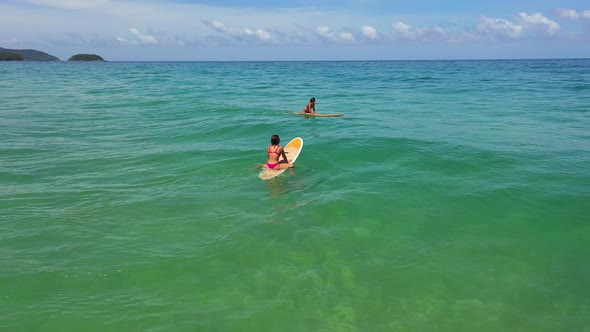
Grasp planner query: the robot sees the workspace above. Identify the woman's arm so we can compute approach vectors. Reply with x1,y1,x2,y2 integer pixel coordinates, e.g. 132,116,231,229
280,148,289,163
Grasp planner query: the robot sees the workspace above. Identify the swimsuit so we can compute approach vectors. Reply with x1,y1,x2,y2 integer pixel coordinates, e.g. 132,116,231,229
268,145,281,155
267,145,281,169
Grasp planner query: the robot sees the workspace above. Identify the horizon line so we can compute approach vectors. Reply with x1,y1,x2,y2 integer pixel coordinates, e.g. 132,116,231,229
12,57,590,63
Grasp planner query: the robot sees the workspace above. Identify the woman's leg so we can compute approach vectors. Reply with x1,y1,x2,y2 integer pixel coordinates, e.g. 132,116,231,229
276,162,294,169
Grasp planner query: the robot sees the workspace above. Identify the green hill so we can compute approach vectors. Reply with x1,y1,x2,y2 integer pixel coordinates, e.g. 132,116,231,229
0,47,60,61
0,51,24,61
68,54,105,61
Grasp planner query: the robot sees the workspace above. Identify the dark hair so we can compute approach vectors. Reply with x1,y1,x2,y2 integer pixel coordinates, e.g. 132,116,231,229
310,97,315,102
271,135,280,145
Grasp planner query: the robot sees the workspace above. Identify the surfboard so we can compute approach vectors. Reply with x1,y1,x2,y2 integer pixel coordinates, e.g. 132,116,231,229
259,137,303,180
296,113,343,117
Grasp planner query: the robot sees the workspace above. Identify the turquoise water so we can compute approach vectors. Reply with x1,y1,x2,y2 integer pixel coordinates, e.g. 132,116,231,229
1,59,589,331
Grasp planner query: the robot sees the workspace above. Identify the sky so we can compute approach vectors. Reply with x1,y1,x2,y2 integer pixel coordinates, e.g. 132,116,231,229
1,0,589,61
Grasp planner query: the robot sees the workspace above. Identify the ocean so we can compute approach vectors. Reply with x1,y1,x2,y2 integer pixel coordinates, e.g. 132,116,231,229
1,59,589,331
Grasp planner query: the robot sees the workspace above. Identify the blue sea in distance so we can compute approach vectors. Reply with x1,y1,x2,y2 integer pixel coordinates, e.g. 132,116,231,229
1,59,589,331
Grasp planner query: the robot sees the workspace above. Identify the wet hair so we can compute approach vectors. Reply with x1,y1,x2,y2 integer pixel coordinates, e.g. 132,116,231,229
271,135,280,145
310,97,315,102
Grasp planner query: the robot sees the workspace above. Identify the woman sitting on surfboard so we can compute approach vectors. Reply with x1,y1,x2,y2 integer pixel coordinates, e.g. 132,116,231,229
301,97,316,114
265,135,294,170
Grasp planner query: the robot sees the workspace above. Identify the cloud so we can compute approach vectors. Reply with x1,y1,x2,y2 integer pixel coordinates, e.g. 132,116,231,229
23,0,113,10
0,38,19,46
130,28,158,44
45,32,126,48
392,22,448,42
314,26,356,43
2,0,589,60
339,32,356,42
360,25,379,40
315,26,336,40
556,8,590,20
476,16,523,40
202,19,274,43
392,22,411,36
519,12,560,36
244,28,272,41
115,28,191,47
473,13,561,42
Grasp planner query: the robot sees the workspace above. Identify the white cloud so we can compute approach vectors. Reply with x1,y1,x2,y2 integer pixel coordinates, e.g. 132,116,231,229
476,16,523,40
393,22,411,34
519,12,560,36
392,22,449,42
24,0,113,10
203,19,274,43
116,28,186,47
392,22,415,39
130,28,158,44
556,8,590,20
339,32,356,42
244,28,272,41
315,26,337,41
211,20,225,30
360,26,378,40
0,38,19,46
313,26,357,43
2,0,589,60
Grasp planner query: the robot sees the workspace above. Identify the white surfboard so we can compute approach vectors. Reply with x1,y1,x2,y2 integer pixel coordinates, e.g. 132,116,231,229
296,113,343,117
259,137,303,180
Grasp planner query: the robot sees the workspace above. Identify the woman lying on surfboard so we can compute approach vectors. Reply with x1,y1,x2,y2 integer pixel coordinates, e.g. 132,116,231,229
301,97,316,114
263,135,294,170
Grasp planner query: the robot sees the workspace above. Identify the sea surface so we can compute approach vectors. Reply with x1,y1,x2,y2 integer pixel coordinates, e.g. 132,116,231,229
1,59,589,331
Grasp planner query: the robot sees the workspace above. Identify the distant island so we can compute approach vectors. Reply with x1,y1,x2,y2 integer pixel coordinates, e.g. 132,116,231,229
0,51,24,61
68,54,105,62
0,47,107,62
0,47,60,61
